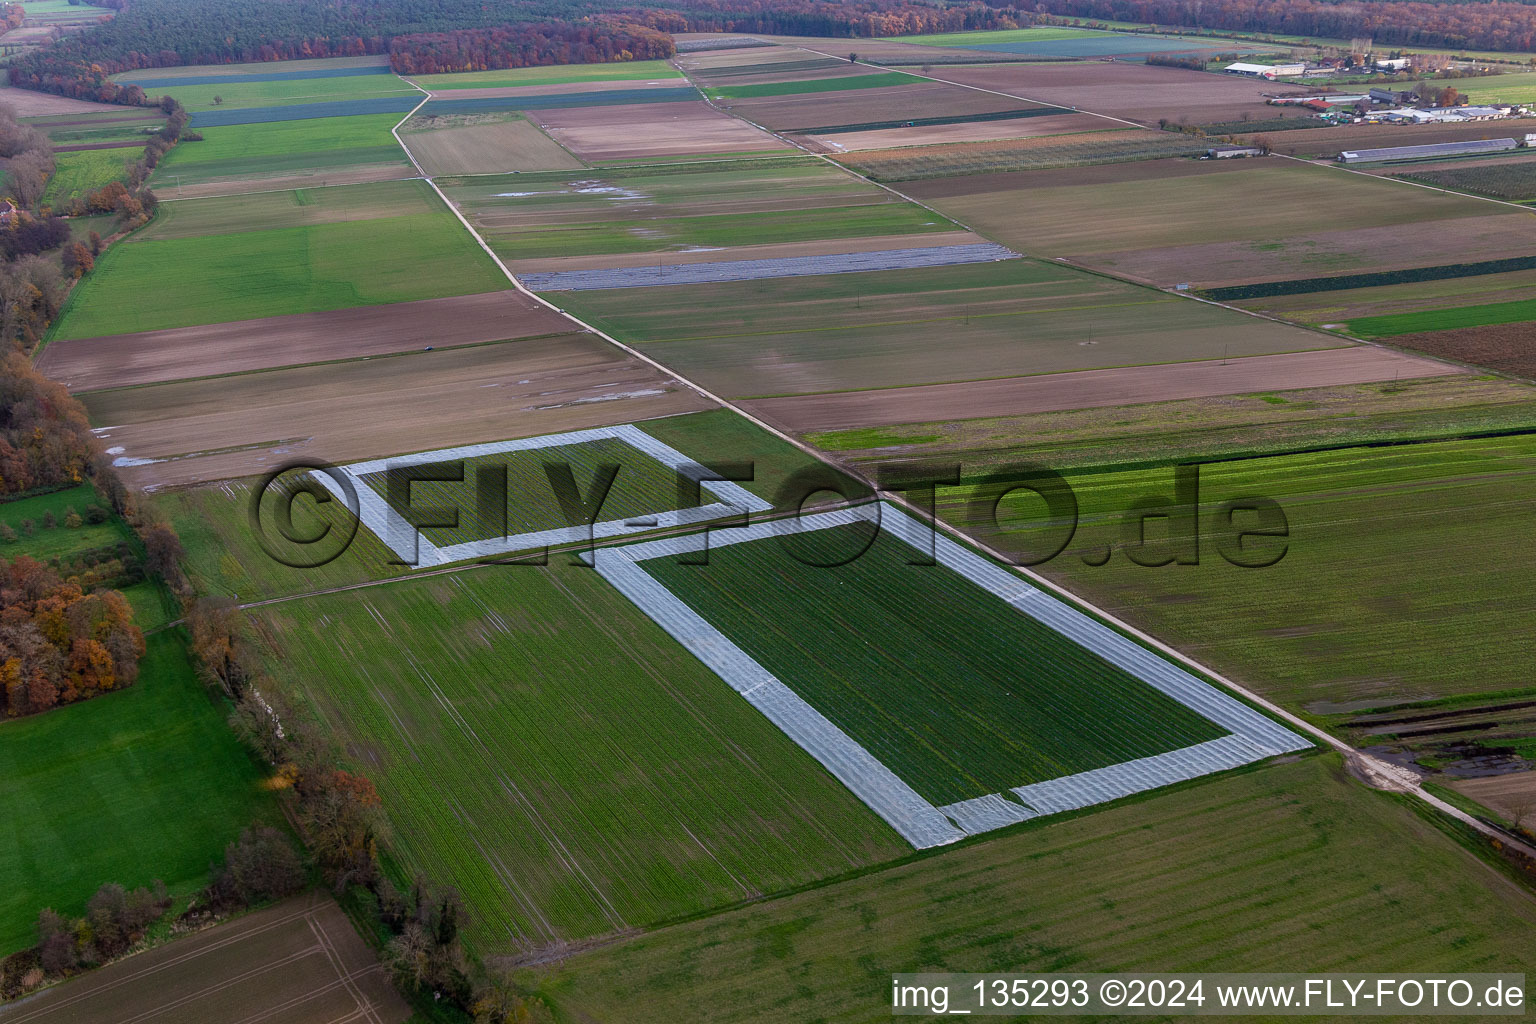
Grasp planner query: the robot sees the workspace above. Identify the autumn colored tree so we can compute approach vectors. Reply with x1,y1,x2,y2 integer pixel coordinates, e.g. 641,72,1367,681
62,242,94,279
0,557,144,717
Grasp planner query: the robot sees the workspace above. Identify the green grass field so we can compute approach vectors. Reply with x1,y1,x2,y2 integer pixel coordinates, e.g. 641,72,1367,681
115,71,417,113
1349,297,1536,337
926,433,1536,710
0,484,126,561
515,755,1536,1022
151,113,410,186
254,567,905,951
409,60,681,91
1460,70,1536,104
42,149,131,206
0,633,276,953
360,437,685,548
707,72,920,101
554,259,1339,397
642,524,1226,805
138,178,442,239
50,181,506,339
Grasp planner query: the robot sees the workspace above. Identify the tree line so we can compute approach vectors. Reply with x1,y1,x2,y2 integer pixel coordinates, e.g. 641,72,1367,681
1033,0,1536,56
388,19,676,75
8,0,1033,102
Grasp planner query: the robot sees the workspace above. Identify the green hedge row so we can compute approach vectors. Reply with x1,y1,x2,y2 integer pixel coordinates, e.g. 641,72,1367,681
1203,254,1536,301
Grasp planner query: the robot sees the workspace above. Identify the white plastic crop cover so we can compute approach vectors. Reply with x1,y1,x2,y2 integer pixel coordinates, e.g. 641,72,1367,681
593,502,1310,849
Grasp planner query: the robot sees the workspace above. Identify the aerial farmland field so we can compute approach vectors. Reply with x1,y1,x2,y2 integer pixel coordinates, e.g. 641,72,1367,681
553,257,1343,397
40,149,129,204
906,157,1531,287
252,565,907,949
111,65,418,113
0,635,276,952
49,180,507,339
920,432,1536,710
409,59,683,91
12,9,1536,1022
150,112,412,189
442,157,952,263
400,112,583,173
516,755,1536,1022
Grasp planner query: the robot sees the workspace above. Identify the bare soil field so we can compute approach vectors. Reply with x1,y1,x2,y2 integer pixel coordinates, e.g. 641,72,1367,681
160,162,412,200
901,155,1249,198
1097,214,1536,288
1237,119,1536,159
723,81,1029,132
86,333,713,487
37,289,570,390
1,893,408,1024
503,229,983,274
0,86,125,116
535,100,788,159
404,118,582,174
1453,772,1536,824
916,159,1525,286
836,129,1208,179
1388,323,1536,379
805,112,1107,151
923,62,1317,126
743,346,1460,431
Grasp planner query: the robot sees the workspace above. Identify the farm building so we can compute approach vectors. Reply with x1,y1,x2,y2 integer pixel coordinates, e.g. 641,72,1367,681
1375,57,1411,71
1337,137,1518,163
1224,62,1306,79
1206,144,1265,158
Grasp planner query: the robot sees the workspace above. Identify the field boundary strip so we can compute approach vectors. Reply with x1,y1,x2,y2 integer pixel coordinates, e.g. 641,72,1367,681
521,243,1019,291
591,502,1309,848
313,424,772,567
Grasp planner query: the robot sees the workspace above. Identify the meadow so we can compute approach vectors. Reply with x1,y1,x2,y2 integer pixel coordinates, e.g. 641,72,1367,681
253,566,906,951
554,258,1341,397
409,60,682,90
43,153,125,211
642,523,1228,806
117,69,417,113
358,436,688,548
0,483,126,561
1460,70,1536,104
151,113,411,186
0,634,276,953
927,433,1536,710
50,181,506,339
516,755,1536,1022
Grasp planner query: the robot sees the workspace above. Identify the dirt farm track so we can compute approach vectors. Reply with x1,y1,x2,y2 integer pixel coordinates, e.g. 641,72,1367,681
0,893,409,1024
